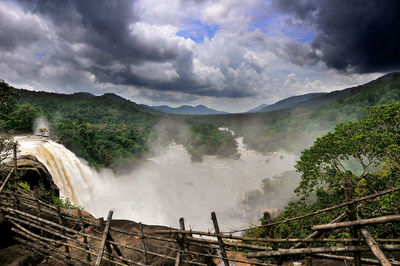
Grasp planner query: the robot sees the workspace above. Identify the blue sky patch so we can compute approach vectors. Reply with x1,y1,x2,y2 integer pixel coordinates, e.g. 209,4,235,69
34,52,46,59
177,20,220,43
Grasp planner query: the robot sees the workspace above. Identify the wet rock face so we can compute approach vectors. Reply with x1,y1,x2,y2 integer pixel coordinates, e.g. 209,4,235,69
4,154,59,197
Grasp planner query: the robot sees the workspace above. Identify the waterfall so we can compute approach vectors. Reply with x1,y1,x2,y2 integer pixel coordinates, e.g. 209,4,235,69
15,136,114,209
15,134,297,231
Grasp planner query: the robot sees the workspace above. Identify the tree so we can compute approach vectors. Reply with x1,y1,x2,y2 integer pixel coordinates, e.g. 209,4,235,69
295,101,400,201
0,80,19,122
5,103,44,132
0,135,16,176
247,101,400,241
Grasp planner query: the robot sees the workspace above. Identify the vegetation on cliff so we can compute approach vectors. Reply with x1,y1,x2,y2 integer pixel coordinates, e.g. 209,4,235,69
249,101,400,242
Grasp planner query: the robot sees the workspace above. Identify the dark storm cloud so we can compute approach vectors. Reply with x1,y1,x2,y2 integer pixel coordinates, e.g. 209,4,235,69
273,0,400,73
0,3,42,51
12,0,215,96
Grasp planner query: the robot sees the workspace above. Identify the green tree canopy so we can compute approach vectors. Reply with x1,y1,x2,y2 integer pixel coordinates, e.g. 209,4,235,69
0,80,19,121
296,101,400,199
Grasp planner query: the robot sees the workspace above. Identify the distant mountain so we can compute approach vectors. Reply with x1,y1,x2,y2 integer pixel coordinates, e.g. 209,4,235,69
247,104,269,113
149,104,229,115
255,93,327,113
71,92,94,98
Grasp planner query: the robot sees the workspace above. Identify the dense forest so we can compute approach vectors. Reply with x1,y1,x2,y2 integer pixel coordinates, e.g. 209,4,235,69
0,80,237,168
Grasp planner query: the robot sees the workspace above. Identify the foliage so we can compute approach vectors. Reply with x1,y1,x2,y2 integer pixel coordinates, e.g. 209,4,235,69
52,196,81,210
0,80,19,121
0,135,16,176
296,101,400,198
249,101,400,243
186,122,237,161
4,103,44,132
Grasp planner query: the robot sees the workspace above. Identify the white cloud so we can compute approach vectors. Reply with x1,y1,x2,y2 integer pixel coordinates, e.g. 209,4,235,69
130,62,179,82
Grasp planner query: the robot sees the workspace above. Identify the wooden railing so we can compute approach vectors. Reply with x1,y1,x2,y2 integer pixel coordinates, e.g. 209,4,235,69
1,145,400,265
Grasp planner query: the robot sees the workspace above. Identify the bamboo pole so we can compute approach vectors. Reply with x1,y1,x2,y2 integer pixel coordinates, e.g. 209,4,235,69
13,143,17,177
230,186,400,233
56,205,71,262
312,253,400,265
78,209,91,262
6,214,92,251
360,228,392,266
344,178,361,266
156,228,376,243
139,222,149,265
0,170,13,194
95,210,113,266
292,212,347,249
264,211,281,265
312,214,400,230
13,236,80,265
3,206,201,266
175,217,185,266
247,244,400,258
211,211,229,266
10,220,91,263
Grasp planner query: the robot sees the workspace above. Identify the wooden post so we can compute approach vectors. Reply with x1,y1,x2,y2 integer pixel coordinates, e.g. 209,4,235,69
344,178,362,266
360,228,392,266
305,256,312,266
95,210,113,266
139,222,149,265
175,217,186,266
264,211,281,265
78,209,91,262
57,206,71,262
13,143,17,178
211,212,229,266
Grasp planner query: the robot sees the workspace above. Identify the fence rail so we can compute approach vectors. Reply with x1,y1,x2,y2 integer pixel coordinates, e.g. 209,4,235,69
1,146,400,265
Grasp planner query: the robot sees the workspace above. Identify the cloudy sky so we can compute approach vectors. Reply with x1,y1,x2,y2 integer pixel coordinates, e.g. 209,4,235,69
1,0,399,112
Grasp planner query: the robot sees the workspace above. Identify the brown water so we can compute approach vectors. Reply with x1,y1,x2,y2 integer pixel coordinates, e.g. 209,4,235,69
16,134,296,231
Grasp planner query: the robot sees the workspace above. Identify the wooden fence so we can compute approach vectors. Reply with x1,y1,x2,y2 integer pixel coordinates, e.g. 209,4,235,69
1,145,400,265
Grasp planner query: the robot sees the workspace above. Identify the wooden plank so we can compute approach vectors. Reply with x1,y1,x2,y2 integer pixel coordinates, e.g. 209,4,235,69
211,211,229,266
360,228,392,266
95,210,113,266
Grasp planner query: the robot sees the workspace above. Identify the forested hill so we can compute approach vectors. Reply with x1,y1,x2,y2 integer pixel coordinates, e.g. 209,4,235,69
14,89,161,168
196,72,400,154
1,84,238,168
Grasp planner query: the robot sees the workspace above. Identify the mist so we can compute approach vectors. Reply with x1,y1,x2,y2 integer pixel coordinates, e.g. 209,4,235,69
33,116,50,136
17,119,300,232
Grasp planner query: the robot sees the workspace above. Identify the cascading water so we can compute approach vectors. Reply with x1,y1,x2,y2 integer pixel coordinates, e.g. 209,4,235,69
15,136,114,208
15,132,297,231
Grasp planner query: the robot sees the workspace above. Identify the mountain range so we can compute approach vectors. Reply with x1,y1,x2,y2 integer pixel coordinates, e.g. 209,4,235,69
248,93,327,113
143,104,229,115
